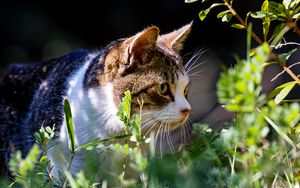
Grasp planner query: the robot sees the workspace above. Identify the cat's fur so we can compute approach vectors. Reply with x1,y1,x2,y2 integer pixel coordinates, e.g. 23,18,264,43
0,23,193,178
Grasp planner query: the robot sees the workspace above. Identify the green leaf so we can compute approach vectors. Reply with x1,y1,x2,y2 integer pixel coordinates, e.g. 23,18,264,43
250,11,277,20
76,134,132,151
269,1,287,17
198,3,225,21
231,23,245,29
292,12,300,19
221,13,232,22
184,0,198,3
289,0,300,9
250,11,268,18
217,10,231,18
263,16,270,40
274,82,296,104
283,0,292,9
282,0,300,9
209,3,225,9
268,23,286,44
117,90,132,130
261,113,297,148
199,9,210,21
266,81,296,100
64,98,76,154
282,99,300,103
261,0,269,12
19,145,41,176
277,48,298,64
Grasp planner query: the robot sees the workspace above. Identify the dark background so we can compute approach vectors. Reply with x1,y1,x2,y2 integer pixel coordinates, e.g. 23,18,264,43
0,0,264,70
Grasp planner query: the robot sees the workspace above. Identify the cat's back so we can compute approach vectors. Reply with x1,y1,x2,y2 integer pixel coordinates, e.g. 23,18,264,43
0,50,94,176
0,50,89,124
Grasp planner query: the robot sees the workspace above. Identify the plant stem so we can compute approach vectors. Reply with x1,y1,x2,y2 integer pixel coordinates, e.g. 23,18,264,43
63,153,75,188
289,21,300,36
223,0,262,44
222,0,300,85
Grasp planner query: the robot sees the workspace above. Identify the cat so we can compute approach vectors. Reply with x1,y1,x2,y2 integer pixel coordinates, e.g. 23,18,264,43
0,22,193,179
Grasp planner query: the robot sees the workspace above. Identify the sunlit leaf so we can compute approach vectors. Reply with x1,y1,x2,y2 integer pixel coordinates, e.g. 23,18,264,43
292,12,300,19
117,90,132,130
283,0,292,9
184,0,199,3
198,3,225,21
251,11,268,18
221,13,232,22
76,134,132,151
266,81,296,101
64,98,76,154
269,1,287,17
231,23,245,29
217,10,231,18
250,11,277,20
261,0,269,12
261,113,297,148
274,82,296,104
268,23,286,44
263,17,270,40
289,0,300,9
199,9,210,21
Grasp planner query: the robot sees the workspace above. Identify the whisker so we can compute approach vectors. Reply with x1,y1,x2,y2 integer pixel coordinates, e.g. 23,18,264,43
141,118,156,127
188,69,205,75
167,124,176,156
187,61,207,74
144,121,159,136
188,70,205,77
184,48,207,70
159,124,165,158
184,121,192,141
185,49,208,72
186,54,202,73
181,124,186,147
140,111,154,117
154,124,163,155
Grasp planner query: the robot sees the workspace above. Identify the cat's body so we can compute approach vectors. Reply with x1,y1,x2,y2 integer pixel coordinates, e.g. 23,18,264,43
0,23,193,179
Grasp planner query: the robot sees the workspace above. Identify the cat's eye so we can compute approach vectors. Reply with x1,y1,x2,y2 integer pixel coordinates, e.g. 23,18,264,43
157,83,169,95
184,86,189,97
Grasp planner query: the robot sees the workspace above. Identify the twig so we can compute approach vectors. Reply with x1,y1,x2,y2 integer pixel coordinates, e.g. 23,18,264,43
289,21,300,36
270,38,300,49
223,0,262,44
271,62,300,81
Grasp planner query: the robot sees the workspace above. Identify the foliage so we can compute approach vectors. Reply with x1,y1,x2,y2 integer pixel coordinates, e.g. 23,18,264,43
2,0,300,187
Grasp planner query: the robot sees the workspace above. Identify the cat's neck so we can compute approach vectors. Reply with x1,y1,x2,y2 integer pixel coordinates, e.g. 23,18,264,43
60,53,124,145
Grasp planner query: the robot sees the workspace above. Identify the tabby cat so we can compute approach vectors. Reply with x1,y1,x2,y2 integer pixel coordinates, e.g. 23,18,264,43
0,22,193,179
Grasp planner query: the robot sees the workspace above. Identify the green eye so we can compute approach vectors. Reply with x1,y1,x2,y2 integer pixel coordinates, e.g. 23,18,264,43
184,86,189,97
158,83,169,95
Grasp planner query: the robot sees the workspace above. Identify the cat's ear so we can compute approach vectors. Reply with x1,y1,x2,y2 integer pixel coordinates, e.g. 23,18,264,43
159,21,193,53
126,26,159,64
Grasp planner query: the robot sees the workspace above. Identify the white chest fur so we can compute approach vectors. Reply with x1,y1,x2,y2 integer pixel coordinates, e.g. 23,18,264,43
47,54,124,177
61,56,124,145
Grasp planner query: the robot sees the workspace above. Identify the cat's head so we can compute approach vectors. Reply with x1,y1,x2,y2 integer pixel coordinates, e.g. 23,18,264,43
102,22,193,133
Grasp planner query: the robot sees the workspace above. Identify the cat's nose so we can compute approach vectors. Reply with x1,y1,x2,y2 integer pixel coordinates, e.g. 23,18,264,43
181,108,191,118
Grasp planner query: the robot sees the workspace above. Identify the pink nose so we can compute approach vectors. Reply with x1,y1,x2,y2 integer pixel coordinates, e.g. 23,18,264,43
181,109,191,118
